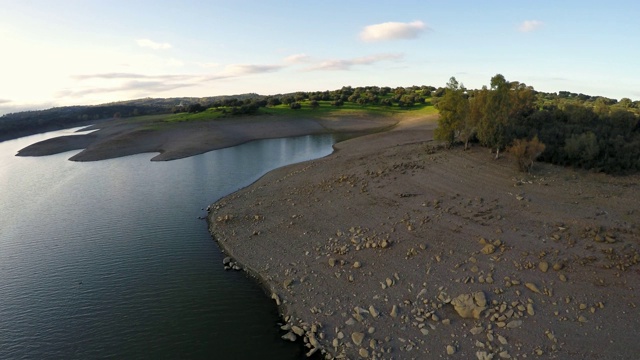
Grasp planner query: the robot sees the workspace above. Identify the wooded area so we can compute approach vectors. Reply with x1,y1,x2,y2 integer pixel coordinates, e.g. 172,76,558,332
434,75,640,174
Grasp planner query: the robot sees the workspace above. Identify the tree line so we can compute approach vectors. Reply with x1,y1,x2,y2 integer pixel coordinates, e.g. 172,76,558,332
435,74,640,174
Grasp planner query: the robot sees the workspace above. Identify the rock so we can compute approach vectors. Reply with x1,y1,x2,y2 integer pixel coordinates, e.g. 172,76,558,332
353,261,362,268
222,257,232,265
539,261,549,273
446,345,456,355
359,348,369,358
369,305,379,318
470,326,484,335
578,315,588,323
292,326,305,337
559,274,567,282
328,258,336,267
390,305,398,318
497,334,508,345
451,291,487,319
506,320,522,328
352,332,365,346
283,278,293,288
421,328,430,335
527,303,535,316
481,244,496,255
281,331,297,342
499,350,511,358
553,262,564,271
271,292,281,306
525,282,541,294
476,351,494,360
306,348,318,357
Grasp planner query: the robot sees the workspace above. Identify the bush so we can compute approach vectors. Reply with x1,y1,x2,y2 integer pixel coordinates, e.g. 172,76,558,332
509,136,546,172
289,102,301,110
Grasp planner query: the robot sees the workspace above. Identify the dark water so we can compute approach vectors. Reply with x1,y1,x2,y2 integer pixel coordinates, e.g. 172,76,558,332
0,128,335,359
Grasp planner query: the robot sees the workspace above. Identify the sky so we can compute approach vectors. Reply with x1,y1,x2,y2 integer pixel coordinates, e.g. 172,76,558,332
1,0,639,115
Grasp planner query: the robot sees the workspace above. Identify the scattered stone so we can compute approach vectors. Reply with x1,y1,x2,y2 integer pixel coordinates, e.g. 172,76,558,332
527,303,535,316
328,258,336,267
482,244,496,255
353,261,362,269
525,282,541,294
369,305,379,318
470,326,484,335
292,326,305,337
506,320,522,328
390,305,398,318
539,261,549,273
359,348,369,358
281,332,297,342
352,332,365,346
446,345,456,355
451,291,487,319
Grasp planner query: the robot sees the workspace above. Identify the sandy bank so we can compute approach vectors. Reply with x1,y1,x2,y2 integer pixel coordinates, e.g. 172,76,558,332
16,114,397,161
209,115,640,359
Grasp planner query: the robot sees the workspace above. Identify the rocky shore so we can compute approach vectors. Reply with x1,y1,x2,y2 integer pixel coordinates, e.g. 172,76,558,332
209,116,640,359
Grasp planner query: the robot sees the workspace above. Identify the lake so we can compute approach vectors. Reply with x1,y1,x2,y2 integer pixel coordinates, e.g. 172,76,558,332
0,127,335,359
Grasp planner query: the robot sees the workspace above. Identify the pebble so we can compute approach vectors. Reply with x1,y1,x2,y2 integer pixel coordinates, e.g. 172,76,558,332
359,348,369,358
446,345,456,355
281,332,297,342
352,332,365,346
390,305,398,318
353,261,361,268
482,244,496,255
539,261,549,273
369,305,379,318
525,282,541,294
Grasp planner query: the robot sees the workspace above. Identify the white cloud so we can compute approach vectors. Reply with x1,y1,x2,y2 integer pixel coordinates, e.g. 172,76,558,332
136,38,172,50
360,21,427,42
519,20,543,32
307,53,403,71
284,53,311,63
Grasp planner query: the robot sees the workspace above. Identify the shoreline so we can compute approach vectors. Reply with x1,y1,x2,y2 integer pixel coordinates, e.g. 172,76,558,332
209,115,640,359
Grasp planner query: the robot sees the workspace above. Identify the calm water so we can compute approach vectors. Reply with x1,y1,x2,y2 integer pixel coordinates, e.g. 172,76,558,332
0,128,335,359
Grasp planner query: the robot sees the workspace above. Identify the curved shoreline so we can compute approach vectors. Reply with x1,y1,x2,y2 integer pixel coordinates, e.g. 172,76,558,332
208,115,640,359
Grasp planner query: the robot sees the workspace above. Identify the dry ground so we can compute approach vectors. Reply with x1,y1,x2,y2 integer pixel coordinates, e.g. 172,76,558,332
210,116,640,359
16,115,396,161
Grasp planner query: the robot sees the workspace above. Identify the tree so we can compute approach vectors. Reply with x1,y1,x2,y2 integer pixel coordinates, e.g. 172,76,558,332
477,74,512,158
309,100,319,109
434,77,469,147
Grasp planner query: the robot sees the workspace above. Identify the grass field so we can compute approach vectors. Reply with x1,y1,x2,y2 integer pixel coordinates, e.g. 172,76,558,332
152,98,437,125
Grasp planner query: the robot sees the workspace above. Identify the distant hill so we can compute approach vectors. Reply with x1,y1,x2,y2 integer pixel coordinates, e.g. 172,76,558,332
0,94,262,141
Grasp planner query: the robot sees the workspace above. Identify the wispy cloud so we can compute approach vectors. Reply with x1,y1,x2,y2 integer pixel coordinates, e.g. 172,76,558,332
222,64,285,75
72,73,192,81
360,21,428,42
519,20,543,32
306,53,404,71
56,80,193,98
136,38,172,50
284,53,311,64
66,62,286,98
0,99,11,104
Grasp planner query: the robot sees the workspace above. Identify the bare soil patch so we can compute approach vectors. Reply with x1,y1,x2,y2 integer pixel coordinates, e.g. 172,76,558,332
16,115,397,161
210,116,640,359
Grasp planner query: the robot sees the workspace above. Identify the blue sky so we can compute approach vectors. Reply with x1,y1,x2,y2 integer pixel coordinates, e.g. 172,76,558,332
1,0,638,115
